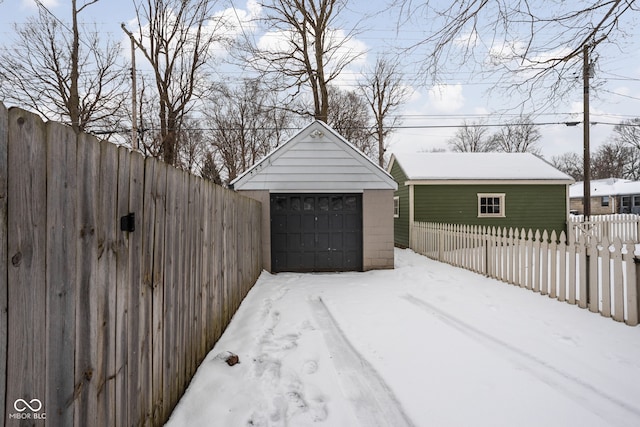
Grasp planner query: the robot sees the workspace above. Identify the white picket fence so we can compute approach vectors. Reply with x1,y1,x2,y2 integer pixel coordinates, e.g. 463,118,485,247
570,213,640,242
411,222,640,326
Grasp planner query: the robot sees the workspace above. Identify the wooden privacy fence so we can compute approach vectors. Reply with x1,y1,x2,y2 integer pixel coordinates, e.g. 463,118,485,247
0,105,263,426
411,222,640,326
570,213,640,242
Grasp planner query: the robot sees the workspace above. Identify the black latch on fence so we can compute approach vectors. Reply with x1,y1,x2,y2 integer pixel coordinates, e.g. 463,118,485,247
120,212,135,232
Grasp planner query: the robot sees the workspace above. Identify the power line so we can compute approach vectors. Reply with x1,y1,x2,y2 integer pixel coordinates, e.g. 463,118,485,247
89,118,640,136
599,89,640,102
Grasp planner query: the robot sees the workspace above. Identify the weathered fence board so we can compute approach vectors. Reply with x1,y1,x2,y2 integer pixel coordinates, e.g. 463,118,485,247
150,159,167,426
412,221,640,326
0,103,7,424
45,120,77,427
75,131,100,427
7,107,47,421
129,151,148,425
1,105,263,426
115,146,131,426
97,139,119,426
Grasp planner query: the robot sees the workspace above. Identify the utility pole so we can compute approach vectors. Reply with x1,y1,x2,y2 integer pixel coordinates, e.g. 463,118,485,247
583,43,593,309
121,24,138,151
583,43,591,220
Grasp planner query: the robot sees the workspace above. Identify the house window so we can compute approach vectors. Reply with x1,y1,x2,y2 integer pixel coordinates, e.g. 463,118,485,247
601,196,609,207
393,196,400,218
634,195,640,208
478,193,505,218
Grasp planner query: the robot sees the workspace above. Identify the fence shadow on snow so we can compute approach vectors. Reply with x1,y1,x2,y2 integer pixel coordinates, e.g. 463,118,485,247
0,104,263,426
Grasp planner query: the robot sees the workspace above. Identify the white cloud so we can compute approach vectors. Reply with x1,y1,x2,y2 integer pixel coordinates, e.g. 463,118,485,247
256,26,368,87
454,30,478,48
487,39,526,66
214,0,262,40
427,83,464,113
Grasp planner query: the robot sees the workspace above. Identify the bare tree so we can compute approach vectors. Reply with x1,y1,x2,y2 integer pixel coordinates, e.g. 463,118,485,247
126,0,230,166
394,1,638,105
448,121,496,152
490,116,542,155
359,56,410,166
0,0,127,135
247,0,364,122
624,148,640,180
206,78,296,183
551,152,584,181
591,141,632,179
326,85,374,157
177,115,207,173
611,118,640,151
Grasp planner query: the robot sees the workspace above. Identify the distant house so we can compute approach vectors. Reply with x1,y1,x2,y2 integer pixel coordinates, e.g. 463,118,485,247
231,120,397,273
387,152,575,247
569,178,640,215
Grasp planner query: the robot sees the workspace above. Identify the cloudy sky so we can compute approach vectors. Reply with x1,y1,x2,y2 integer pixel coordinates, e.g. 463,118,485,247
2,0,640,160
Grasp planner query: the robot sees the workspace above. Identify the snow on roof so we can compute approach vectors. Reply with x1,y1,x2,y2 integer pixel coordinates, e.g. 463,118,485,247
390,152,574,182
569,178,640,198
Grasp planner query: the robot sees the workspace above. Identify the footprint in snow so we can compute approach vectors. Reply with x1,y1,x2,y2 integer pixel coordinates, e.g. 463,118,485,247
303,360,318,374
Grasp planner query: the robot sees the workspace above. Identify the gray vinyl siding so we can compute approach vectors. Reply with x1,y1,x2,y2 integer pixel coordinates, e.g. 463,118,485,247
390,161,410,247
414,184,568,236
233,127,397,192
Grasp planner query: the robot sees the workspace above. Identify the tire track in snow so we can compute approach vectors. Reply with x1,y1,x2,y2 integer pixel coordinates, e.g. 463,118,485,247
403,294,640,426
309,297,415,427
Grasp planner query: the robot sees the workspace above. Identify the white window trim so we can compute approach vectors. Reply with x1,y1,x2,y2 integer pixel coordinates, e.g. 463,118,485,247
477,193,506,218
393,196,400,218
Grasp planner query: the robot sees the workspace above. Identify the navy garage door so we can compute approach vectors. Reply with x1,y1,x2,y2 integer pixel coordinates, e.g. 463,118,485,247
270,193,363,272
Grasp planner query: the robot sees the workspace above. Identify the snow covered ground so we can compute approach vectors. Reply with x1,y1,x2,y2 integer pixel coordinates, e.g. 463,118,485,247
166,249,640,427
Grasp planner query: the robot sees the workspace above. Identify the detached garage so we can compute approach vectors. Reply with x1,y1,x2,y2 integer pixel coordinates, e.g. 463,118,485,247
230,120,397,273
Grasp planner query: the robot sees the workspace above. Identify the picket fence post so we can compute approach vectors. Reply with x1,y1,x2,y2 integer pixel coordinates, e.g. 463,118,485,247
627,254,640,326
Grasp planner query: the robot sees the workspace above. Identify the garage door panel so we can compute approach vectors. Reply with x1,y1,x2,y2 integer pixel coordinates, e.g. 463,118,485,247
344,213,360,229
302,214,315,229
287,215,302,232
329,214,343,229
330,232,344,250
271,193,362,272
287,233,303,251
315,252,331,269
272,252,286,271
271,214,287,233
316,214,329,229
316,232,329,249
344,231,359,249
303,232,315,248
344,250,359,268
272,233,287,249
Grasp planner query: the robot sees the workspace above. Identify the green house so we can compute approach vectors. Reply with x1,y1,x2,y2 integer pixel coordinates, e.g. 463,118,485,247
387,152,575,247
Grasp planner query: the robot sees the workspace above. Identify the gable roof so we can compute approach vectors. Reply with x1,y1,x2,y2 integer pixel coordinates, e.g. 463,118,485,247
569,178,640,198
231,120,397,192
388,152,574,183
